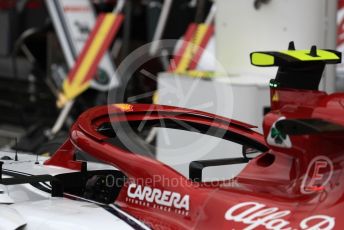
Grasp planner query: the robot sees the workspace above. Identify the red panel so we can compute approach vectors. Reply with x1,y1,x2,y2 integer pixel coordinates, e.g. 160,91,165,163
44,139,82,171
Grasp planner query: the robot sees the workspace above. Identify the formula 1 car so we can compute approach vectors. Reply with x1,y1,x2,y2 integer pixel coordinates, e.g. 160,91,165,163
1,42,343,230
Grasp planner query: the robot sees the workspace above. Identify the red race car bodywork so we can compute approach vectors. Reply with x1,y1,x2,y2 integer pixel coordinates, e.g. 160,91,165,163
46,43,343,230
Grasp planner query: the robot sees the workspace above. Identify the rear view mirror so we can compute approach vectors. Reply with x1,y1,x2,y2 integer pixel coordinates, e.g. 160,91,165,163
242,146,262,160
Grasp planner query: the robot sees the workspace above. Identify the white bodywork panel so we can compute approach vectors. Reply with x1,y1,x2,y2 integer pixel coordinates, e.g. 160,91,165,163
0,184,14,204
10,199,133,230
0,205,26,230
0,151,148,229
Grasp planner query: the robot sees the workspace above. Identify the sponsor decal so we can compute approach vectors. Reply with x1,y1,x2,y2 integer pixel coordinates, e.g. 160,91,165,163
225,202,335,230
267,117,292,148
126,184,189,216
301,155,333,194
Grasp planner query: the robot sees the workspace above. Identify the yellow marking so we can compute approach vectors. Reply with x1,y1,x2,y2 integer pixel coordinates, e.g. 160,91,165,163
281,49,339,61
63,14,117,100
251,53,275,66
185,70,215,78
72,15,116,87
63,80,90,101
153,91,159,104
272,92,279,102
176,24,209,73
57,92,68,108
